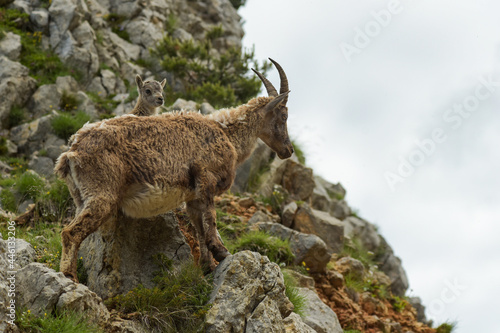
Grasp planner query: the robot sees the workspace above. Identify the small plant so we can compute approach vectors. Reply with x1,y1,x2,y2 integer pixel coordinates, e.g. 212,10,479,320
0,157,28,176
0,137,8,155
60,91,79,112
390,295,408,313
16,308,104,333
226,230,294,265
105,260,213,333
87,92,120,117
436,321,457,333
51,111,91,141
15,171,45,200
281,269,307,317
105,13,130,41
0,188,17,212
6,105,26,128
341,237,375,269
229,0,246,9
291,140,306,165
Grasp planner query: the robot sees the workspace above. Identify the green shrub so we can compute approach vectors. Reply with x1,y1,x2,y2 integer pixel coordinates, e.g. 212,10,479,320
0,137,8,155
281,270,307,317
105,13,130,41
151,26,270,108
87,92,120,117
227,230,294,265
0,188,17,212
15,171,45,200
341,238,375,269
51,111,91,140
6,105,26,128
16,308,104,333
106,260,213,333
229,0,246,9
390,295,408,312
60,91,80,112
436,322,457,333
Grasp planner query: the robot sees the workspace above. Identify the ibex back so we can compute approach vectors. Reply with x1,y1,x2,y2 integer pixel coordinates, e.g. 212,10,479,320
55,59,294,281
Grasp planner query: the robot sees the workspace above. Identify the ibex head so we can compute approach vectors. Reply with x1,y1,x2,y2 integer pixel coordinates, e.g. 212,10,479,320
253,59,294,159
135,74,167,107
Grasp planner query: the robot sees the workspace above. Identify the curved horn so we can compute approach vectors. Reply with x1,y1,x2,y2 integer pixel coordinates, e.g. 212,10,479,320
269,58,289,104
252,68,278,97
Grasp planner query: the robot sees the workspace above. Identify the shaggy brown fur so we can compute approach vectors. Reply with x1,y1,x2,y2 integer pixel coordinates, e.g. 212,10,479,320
55,60,294,281
129,75,166,116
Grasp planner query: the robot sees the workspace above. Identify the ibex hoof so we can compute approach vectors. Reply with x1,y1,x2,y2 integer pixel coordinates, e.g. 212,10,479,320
63,271,79,283
213,249,230,262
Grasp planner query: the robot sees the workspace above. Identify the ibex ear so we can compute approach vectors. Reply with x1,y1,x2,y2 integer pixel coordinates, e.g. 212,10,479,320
160,78,167,89
265,91,290,112
135,74,144,89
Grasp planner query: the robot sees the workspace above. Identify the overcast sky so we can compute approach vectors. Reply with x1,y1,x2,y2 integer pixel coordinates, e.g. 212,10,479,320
240,1,500,332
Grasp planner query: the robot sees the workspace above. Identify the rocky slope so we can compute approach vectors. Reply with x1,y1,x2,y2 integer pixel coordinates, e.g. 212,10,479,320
0,0,438,332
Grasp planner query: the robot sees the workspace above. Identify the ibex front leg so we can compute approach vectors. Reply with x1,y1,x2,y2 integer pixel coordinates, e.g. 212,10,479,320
186,199,214,272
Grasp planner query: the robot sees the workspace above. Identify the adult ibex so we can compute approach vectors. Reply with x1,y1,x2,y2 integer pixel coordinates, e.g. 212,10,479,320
55,59,294,281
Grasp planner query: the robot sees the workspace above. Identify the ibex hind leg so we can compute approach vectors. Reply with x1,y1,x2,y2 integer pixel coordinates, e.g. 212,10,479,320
186,199,215,273
60,197,115,282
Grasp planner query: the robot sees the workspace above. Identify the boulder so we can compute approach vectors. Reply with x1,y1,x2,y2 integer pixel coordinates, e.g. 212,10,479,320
259,157,316,202
9,115,55,155
282,269,315,290
409,297,429,324
170,98,198,111
0,32,22,60
16,263,110,324
231,139,274,193
344,216,381,252
28,84,61,119
79,212,192,300
335,257,365,281
283,312,316,333
205,251,293,333
247,210,272,225
376,236,409,296
329,200,351,220
28,155,55,178
281,201,298,228
0,57,37,127
298,287,343,333
251,222,330,273
293,204,344,253
30,9,50,29
314,176,346,200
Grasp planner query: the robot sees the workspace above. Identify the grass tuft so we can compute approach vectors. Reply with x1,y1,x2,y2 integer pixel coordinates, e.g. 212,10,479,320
226,230,294,266
16,308,104,333
105,260,213,333
51,111,91,141
281,269,307,317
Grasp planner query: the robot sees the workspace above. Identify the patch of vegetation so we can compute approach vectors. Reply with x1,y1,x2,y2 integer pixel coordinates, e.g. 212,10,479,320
351,208,360,218
390,295,408,313
291,140,306,165
226,230,294,266
0,222,63,271
6,105,26,129
105,13,130,41
0,8,81,84
60,91,80,112
216,209,246,241
436,321,457,333
51,111,91,140
106,259,213,333
248,163,271,193
0,137,8,156
87,92,120,118
229,0,246,10
0,157,28,176
343,330,363,333
15,171,45,200
341,237,375,269
151,25,270,108
281,269,307,317
0,188,17,212
16,308,104,333
36,178,73,223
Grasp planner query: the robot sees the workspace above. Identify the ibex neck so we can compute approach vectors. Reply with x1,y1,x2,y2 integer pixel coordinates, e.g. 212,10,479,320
133,99,157,116
208,102,264,167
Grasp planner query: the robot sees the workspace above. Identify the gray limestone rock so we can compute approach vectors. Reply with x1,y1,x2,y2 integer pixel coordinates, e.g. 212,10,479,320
205,251,294,333
298,287,343,333
0,32,22,60
79,212,192,300
251,222,330,273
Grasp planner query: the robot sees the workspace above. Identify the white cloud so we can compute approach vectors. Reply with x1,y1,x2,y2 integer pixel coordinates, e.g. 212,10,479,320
241,1,500,332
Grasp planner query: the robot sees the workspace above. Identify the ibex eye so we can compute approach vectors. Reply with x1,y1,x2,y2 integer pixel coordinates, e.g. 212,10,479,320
145,89,151,95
